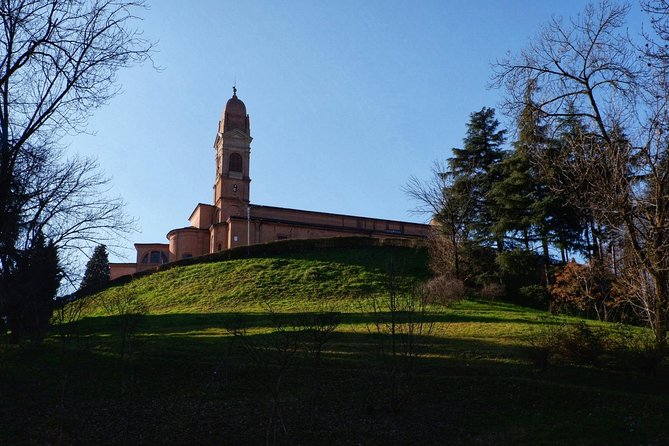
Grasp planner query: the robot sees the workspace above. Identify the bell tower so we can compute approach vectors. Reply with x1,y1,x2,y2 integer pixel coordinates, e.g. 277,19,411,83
213,87,252,222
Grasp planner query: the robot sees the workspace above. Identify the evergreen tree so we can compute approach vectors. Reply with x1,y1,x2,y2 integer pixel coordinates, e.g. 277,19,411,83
489,86,584,264
449,107,507,251
79,244,110,295
549,111,594,261
6,233,61,343
489,89,543,251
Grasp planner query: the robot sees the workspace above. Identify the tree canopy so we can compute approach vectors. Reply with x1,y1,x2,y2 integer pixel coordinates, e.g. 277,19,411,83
0,0,152,341
79,244,111,295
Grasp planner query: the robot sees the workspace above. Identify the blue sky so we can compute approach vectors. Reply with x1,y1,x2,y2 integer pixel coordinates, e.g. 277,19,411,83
65,1,646,262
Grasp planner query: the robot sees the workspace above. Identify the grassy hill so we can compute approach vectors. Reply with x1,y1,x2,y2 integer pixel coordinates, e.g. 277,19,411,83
1,240,668,445
85,241,430,315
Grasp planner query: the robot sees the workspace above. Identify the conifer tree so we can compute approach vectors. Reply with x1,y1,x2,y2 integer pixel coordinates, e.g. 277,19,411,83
449,107,507,251
489,89,542,251
548,111,595,262
79,245,111,295
490,86,583,264
6,233,61,343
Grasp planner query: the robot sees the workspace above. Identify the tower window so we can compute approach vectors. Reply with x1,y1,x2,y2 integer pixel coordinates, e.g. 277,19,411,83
229,153,242,172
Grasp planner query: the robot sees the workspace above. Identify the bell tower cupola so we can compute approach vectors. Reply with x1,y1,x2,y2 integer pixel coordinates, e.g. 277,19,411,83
219,86,250,134
213,87,252,222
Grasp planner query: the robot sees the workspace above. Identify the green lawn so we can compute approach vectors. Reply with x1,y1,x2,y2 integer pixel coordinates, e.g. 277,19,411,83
1,244,667,445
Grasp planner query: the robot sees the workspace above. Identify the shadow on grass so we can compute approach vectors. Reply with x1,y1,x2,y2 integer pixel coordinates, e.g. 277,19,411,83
65,309,562,337
50,312,669,396
4,311,669,446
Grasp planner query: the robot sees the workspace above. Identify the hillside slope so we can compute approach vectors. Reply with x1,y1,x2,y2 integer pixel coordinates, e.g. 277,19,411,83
84,242,429,315
2,240,668,445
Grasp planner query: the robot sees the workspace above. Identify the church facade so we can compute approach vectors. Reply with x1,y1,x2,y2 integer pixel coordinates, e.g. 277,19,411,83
109,89,431,279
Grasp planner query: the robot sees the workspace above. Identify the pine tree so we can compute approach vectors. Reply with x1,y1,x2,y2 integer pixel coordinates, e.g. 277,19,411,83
489,97,540,250
549,111,593,262
490,85,555,259
449,107,507,251
79,244,110,295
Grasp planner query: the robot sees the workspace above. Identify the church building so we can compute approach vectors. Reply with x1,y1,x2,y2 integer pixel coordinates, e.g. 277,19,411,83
109,89,431,279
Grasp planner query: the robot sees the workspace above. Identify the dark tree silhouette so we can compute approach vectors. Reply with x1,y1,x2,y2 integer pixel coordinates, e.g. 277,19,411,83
0,0,152,329
6,232,61,343
79,245,111,295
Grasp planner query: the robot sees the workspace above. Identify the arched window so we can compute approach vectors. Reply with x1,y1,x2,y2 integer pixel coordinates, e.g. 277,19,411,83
229,153,242,173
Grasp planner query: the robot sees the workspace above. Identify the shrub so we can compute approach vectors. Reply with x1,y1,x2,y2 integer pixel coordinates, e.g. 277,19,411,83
528,321,666,372
479,282,505,300
421,275,466,304
526,336,553,368
496,249,545,302
549,260,616,321
605,324,665,374
554,322,604,365
519,284,549,308
527,322,604,367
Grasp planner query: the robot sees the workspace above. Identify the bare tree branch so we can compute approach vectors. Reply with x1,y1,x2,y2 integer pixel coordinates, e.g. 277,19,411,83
0,0,152,295
493,0,669,346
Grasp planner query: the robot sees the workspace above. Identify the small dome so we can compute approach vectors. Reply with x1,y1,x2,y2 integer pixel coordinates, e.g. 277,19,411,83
225,87,246,117
221,86,249,134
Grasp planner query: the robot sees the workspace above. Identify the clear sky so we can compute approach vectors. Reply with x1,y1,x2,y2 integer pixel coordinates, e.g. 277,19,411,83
65,0,647,262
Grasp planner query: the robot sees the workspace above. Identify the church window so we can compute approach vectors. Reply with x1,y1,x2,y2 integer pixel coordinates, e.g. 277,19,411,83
141,251,168,264
229,153,242,172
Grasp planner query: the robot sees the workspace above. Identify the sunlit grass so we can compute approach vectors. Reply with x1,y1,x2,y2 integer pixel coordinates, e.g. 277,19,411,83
2,244,668,445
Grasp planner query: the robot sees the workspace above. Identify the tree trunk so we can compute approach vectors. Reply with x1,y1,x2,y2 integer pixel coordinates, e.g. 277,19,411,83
450,232,460,279
584,224,593,262
652,273,668,348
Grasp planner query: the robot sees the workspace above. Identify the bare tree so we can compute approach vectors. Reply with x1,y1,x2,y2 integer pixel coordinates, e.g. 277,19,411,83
357,258,439,413
492,0,669,347
24,155,134,284
404,160,473,279
0,0,152,309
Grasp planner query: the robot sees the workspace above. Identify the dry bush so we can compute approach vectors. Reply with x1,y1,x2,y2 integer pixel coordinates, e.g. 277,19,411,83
480,282,505,300
549,260,619,321
421,275,466,304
